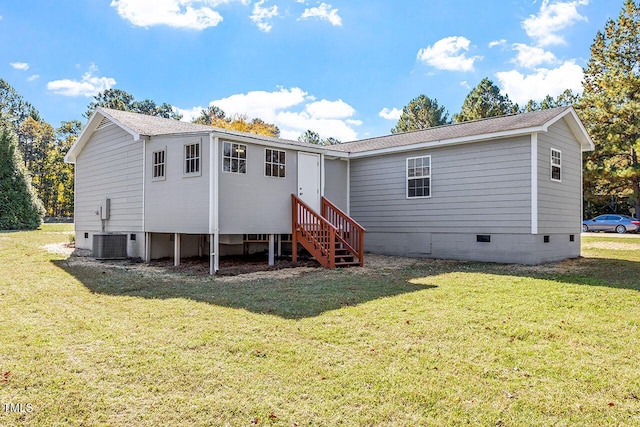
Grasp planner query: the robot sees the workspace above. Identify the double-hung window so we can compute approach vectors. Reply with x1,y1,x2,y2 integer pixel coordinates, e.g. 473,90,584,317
551,148,561,181
152,149,165,180
407,155,431,198
223,142,247,174
184,143,200,175
265,148,286,178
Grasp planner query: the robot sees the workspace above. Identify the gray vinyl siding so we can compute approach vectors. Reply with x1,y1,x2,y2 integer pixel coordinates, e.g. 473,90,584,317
349,136,532,236
218,141,299,234
324,158,349,212
74,123,143,243
537,118,582,234
144,134,210,233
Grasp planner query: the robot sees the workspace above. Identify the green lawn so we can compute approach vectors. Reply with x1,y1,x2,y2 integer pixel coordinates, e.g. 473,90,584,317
1,225,639,426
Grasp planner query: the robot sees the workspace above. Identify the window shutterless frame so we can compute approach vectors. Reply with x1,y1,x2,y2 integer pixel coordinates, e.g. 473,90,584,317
151,148,166,181
550,148,561,182
183,142,201,176
222,142,247,174
264,148,286,178
406,155,431,198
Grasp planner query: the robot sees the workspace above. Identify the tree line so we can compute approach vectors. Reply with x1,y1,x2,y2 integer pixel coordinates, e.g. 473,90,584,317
1,0,638,229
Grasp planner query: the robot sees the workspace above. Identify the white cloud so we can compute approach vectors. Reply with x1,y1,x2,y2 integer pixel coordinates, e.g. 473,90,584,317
379,107,402,121
417,36,481,72
110,0,251,30
27,74,40,82
10,62,30,70
178,87,360,141
47,64,116,97
299,2,342,26
512,43,557,68
305,99,354,119
488,39,507,48
250,0,278,32
495,61,583,104
522,0,589,46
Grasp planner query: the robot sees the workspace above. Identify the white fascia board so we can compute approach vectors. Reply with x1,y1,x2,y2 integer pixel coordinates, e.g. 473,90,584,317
542,107,594,152
346,126,545,158
209,131,335,155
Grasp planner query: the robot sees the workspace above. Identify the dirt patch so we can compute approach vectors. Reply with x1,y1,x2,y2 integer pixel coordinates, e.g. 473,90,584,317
44,242,427,281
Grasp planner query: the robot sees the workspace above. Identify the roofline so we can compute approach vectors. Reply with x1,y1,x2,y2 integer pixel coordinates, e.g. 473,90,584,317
64,107,142,164
345,126,547,158
344,106,594,158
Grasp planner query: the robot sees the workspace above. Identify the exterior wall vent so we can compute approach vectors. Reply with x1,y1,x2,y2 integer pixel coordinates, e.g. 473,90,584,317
93,233,127,259
544,235,550,243
96,117,113,130
476,235,491,243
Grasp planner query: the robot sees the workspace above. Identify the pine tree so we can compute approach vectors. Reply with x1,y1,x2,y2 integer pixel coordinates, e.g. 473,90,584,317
391,95,449,133
453,78,518,122
577,0,640,218
0,117,45,230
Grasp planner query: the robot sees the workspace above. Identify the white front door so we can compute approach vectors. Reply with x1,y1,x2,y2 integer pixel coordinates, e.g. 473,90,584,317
297,152,321,212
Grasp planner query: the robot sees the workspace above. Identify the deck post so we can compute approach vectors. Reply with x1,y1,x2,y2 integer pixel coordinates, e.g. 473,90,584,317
174,233,181,267
144,232,151,262
268,234,275,266
291,194,298,263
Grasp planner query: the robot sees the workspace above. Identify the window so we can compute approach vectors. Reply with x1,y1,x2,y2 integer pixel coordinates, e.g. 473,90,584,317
184,143,200,175
223,142,247,174
152,149,165,179
265,148,286,178
407,155,431,198
551,148,561,181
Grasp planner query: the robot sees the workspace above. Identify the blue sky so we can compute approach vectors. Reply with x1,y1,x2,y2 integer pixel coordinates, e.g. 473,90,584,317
0,0,620,141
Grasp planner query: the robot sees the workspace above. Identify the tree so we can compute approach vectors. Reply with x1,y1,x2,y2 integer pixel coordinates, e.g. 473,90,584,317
0,79,38,134
391,94,449,133
85,89,182,120
298,130,341,145
193,105,226,125
577,0,640,218
453,78,518,122
193,106,280,138
521,89,580,112
0,117,44,230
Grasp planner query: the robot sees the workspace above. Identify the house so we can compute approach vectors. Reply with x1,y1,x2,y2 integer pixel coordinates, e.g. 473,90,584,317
65,106,593,272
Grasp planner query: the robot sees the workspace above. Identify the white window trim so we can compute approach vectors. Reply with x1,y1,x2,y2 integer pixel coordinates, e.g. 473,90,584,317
264,148,286,178
406,155,432,199
151,147,166,181
222,142,247,174
183,142,202,177
551,148,561,182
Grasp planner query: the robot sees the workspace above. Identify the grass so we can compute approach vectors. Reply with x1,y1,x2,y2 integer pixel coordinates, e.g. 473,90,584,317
1,225,639,426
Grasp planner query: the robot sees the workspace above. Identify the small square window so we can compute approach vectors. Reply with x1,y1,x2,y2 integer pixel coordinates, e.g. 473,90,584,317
265,148,286,178
223,142,247,174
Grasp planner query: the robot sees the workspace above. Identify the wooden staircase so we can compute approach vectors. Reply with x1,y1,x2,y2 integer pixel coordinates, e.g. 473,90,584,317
292,194,366,268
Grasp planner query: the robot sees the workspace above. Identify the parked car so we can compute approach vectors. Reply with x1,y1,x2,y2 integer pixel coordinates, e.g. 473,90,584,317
582,215,640,233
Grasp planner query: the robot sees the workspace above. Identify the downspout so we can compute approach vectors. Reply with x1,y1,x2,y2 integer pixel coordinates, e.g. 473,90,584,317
531,133,538,235
346,158,351,216
141,137,146,260
209,134,220,274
